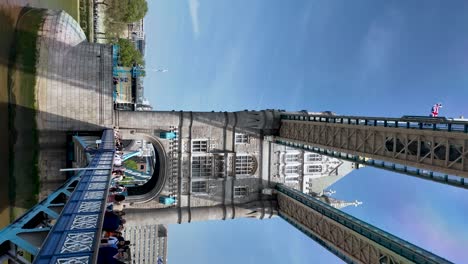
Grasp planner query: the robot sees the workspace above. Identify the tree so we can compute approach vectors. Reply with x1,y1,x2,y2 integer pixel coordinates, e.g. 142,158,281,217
106,0,148,23
123,0,148,23
117,38,144,67
104,18,125,40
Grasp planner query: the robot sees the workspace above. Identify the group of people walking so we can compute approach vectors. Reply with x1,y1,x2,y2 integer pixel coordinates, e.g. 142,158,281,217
97,129,132,263
113,130,126,173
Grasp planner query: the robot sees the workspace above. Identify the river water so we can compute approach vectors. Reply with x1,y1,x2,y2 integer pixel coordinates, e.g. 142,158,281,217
0,0,29,229
0,0,56,229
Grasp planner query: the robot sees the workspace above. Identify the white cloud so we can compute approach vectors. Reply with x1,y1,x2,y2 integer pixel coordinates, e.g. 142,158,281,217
358,7,404,82
188,0,200,37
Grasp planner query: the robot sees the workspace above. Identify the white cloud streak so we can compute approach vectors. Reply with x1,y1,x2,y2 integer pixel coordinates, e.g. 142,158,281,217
188,0,200,37
357,7,404,82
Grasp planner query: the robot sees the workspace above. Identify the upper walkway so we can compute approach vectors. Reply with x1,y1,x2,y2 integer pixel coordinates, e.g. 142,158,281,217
276,184,453,264
281,113,468,133
277,113,468,187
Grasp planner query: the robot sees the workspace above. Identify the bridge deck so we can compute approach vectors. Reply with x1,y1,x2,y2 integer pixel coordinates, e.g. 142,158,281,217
34,129,115,263
0,129,114,264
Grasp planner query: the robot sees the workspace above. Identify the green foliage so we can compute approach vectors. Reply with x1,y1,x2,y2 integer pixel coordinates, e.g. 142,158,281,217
103,19,125,41
117,38,144,66
123,159,138,170
123,0,148,23
106,0,148,23
102,0,148,43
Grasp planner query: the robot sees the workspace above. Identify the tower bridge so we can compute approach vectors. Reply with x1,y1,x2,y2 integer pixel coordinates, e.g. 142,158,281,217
2,109,466,263
1,6,466,263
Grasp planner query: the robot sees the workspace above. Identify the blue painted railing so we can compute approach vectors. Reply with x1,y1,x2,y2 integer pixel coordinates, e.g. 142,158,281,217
33,129,114,263
0,175,78,257
121,151,140,161
73,136,98,163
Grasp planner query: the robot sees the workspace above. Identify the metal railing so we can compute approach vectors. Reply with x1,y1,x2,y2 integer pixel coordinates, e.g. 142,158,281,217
281,114,468,133
34,130,114,264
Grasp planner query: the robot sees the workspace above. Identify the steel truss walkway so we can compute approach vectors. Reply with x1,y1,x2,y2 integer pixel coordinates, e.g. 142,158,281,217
0,130,114,264
276,184,452,264
277,114,468,188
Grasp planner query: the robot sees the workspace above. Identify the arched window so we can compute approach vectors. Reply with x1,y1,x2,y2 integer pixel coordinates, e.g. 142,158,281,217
235,155,257,176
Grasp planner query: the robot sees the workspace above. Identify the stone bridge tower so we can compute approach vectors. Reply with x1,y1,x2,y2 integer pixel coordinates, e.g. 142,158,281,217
114,110,358,226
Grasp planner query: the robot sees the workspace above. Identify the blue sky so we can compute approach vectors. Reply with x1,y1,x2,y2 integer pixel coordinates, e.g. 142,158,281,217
144,1,468,263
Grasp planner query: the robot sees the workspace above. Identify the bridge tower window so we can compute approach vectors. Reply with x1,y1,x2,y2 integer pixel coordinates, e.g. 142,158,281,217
285,154,300,162
192,156,212,177
192,140,208,152
235,133,249,144
235,155,257,176
191,181,208,194
214,155,225,178
234,186,248,197
307,165,322,173
306,153,322,162
285,165,300,174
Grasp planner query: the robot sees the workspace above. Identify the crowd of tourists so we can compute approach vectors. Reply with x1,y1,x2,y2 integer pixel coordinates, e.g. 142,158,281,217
97,129,132,263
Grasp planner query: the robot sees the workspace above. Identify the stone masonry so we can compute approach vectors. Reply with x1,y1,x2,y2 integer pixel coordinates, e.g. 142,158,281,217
36,10,113,132
34,10,114,196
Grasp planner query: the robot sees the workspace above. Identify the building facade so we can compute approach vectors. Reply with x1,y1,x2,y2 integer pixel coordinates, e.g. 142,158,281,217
271,143,358,195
